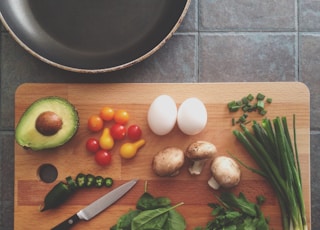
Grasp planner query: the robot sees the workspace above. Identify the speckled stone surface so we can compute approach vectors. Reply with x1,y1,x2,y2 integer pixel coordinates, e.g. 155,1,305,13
199,0,296,31
199,33,296,81
1,1,319,229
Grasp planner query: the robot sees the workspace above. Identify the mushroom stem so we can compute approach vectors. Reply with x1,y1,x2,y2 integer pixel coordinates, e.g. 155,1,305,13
185,141,217,176
208,176,220,190
188,159,207,175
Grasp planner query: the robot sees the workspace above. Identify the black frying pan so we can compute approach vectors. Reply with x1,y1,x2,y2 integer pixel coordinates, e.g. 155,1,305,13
0,0,190,73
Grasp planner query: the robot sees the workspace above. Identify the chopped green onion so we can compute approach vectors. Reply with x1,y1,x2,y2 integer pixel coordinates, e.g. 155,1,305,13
266,98,272,103
228,101,241,112
228,93,272,126
259,109,267,116
237,114,248,123
228,100,236,108
231,106,241,112
256,93,265,100
244,120,252,125
247,94,254,101
242,105,249,112
256,100,264,111
242,97,249,105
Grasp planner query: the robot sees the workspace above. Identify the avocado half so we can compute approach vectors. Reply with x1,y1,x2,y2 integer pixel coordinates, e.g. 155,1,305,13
15,96,79,151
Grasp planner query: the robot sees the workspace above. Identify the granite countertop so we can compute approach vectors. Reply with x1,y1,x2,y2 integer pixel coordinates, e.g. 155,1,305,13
1,1,319,229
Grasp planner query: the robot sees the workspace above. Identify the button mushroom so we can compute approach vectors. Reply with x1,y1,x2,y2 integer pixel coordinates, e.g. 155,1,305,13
185,141,217,175
152,147,185,177
208,156,241,190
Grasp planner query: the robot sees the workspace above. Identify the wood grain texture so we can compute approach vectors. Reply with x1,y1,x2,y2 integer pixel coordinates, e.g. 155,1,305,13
14,83,310,230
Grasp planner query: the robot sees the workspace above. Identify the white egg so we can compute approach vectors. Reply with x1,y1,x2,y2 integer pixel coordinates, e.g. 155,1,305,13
177,97,207,135
147,95,177,135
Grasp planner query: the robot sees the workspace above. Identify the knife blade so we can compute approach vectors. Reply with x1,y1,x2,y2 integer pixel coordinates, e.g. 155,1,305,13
51,179,138,230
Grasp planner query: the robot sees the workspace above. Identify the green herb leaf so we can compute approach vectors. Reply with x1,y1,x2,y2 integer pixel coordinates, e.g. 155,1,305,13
201,193,268,230
131,207,169,230
115,209,141,230
136,192,155,210
163,210,186,230
131,203,184,230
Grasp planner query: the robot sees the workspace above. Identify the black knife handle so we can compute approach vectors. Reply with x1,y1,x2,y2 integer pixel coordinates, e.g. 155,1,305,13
51,214,80,230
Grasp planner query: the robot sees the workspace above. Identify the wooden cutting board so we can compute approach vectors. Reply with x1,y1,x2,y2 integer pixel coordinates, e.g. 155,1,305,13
14,83,310,230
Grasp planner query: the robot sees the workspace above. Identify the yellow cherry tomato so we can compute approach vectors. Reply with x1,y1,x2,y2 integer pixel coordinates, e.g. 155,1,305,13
99,128,114,150
120,139,145,159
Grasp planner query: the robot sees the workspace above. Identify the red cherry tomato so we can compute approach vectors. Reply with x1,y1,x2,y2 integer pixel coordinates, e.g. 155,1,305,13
127,125,142,141
110,123,126,140
86,138,100,153
95,150,112,166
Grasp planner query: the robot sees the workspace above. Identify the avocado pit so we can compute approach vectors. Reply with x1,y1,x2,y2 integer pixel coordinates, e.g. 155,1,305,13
36,111,63,136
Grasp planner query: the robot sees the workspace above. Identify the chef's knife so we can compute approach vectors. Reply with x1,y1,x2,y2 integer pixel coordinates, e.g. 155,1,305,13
51,179,138,230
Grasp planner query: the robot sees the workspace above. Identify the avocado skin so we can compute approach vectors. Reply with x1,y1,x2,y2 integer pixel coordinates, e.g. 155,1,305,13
15,96,79,151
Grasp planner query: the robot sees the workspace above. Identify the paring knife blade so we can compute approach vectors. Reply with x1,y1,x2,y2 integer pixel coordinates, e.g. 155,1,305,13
51,179,138,230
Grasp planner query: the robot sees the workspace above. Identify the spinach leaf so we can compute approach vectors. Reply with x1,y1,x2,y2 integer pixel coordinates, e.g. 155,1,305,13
136,192,171,211
154,197,171,208
115,209,141,230
131,208,169,230
131,203,184,230
110,182,185,230
163,209,186,230
136,192,156,210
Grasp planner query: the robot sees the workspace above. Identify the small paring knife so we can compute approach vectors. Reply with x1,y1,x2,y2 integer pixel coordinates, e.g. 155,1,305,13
51,179,138,230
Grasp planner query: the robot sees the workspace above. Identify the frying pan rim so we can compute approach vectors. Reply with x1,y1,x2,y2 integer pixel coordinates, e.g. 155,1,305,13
0,0,191,74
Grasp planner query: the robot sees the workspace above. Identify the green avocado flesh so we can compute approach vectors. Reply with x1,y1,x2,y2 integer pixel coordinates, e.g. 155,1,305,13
15,96,79,151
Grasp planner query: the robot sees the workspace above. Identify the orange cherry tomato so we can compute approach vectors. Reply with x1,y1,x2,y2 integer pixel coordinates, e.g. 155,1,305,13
87,115,104,132
114,110,129,125
99,106,114,121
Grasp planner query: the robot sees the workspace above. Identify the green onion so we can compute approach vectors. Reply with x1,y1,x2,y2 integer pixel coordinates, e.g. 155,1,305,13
247,94,254,101
256,100,264,111
266,98,272,104
232,117,236,126
242,97,249,105
228,93,272,126
259,109,267,116
233,116,307,230
228,101,241,112
256,93,265,100
237,114,248,123
242,105,250,112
